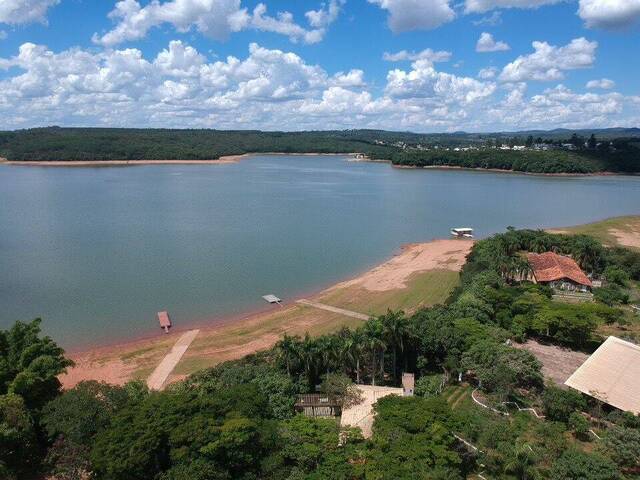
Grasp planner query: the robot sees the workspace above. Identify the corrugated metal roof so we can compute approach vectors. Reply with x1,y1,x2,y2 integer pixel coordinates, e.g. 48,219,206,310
527,252,592,287
565,336,640,414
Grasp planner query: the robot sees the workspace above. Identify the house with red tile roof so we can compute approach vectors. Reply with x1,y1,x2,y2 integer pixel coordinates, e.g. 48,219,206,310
527,252,592,293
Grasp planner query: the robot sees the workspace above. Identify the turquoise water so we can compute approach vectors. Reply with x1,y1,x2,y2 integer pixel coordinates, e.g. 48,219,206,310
2,155,640,348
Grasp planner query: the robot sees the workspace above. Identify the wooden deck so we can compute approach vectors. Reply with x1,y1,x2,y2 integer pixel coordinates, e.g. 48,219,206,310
157,311,172,333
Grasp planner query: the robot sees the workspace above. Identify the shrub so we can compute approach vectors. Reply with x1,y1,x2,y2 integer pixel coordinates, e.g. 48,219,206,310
568,411,591,440
414,374,443,398
542,386,586,423
549,449,620,480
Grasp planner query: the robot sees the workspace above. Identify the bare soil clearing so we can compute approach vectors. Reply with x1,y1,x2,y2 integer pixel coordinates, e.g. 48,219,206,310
515,339,588,385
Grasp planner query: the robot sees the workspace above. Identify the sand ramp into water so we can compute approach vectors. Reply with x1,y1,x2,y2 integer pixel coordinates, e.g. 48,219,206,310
146,329,200,390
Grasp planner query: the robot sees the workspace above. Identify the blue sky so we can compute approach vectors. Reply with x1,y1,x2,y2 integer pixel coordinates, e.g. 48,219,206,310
0,0,639,132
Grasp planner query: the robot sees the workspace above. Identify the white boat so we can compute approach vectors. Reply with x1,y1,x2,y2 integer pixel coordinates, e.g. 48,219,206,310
451,227,474,239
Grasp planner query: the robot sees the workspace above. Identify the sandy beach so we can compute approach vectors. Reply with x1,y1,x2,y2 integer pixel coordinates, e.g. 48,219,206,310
0,154,250,166
0,152,358,166
60,238,473,389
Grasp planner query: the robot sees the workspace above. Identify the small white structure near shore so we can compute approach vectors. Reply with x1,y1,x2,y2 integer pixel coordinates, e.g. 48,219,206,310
451,228,474,239
262,294,282,305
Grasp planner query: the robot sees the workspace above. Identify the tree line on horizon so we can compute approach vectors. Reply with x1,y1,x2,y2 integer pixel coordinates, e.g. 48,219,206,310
1,228,640,479
1,127,638,174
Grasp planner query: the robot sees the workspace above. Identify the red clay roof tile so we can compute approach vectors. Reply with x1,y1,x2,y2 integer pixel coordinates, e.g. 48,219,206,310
527,252,592,287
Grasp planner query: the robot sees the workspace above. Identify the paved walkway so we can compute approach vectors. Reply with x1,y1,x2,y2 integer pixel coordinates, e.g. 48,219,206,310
146,329,199,390
340,385,404,438
296,299,370,321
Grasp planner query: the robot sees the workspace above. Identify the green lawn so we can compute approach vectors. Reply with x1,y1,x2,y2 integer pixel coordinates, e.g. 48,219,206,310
548,215,640,249
318,269,459,316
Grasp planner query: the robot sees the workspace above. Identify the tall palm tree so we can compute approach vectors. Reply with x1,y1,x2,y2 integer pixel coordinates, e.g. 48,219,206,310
362,319,385,386
299,333,319,387
380,310,407,383
504,442,539,480
348,328,365,384
275,333,300,376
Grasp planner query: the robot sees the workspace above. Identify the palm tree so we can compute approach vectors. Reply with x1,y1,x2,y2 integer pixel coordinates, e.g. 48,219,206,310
380,310,407,383
299,333,319,387
504,442,539,480
341,328,363,383
362,319,385,386
275,333,300,376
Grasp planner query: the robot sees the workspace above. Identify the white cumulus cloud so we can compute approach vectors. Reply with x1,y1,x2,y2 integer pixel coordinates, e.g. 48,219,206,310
586,78,615,89
478,67,497,79
331,69,366,87
383,48,452,63
385,59,496,103
306,0,344,28
465,0,560,13
578,0,640,29
0,40,636,132
368,0,455,32
499,37,597,82
476,32,510,52
0,0,59,25
93,0,341,47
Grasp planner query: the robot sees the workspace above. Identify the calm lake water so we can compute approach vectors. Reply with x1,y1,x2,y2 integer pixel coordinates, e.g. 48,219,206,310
2,155,640,348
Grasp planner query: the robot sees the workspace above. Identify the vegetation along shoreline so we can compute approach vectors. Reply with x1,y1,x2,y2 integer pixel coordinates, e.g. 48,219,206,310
1,126,639,174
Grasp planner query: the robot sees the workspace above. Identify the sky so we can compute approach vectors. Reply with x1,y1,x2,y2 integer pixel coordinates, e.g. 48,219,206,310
0,0,639,132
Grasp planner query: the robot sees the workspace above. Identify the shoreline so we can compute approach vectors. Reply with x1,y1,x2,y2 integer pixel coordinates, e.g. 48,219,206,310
0,155,250,166
60,238,474,388
0,152,358,167
62,238,442,355
2,154,636,177
378,160,631,177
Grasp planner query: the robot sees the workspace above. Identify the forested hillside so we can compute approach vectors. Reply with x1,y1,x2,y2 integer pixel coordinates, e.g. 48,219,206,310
2,228,640,479
0,128,396,161
373,146,640,174
1,127,639,174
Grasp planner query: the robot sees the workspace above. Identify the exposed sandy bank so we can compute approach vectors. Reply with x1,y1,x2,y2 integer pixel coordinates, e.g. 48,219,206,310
331,239,473,292
0,154,249,166
609,227,640,249
0,152,359,166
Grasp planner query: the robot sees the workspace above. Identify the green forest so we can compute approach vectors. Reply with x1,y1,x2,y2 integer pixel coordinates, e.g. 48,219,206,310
1,127,639,174
2,229,640,479
373,146,640,174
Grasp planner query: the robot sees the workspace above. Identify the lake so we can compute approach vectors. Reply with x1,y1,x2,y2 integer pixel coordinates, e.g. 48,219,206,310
2,155,640,348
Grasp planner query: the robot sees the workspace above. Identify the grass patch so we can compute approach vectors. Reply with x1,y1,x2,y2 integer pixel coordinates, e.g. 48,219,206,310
318,269,459,316
120,344,164,362
548,215,640,249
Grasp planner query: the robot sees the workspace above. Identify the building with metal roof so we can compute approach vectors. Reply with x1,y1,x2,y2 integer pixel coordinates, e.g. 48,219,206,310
565,336,640,414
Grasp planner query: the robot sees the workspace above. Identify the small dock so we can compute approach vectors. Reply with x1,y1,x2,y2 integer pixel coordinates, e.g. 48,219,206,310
451,227,474,239
157,311,172,333
262,294,282,306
